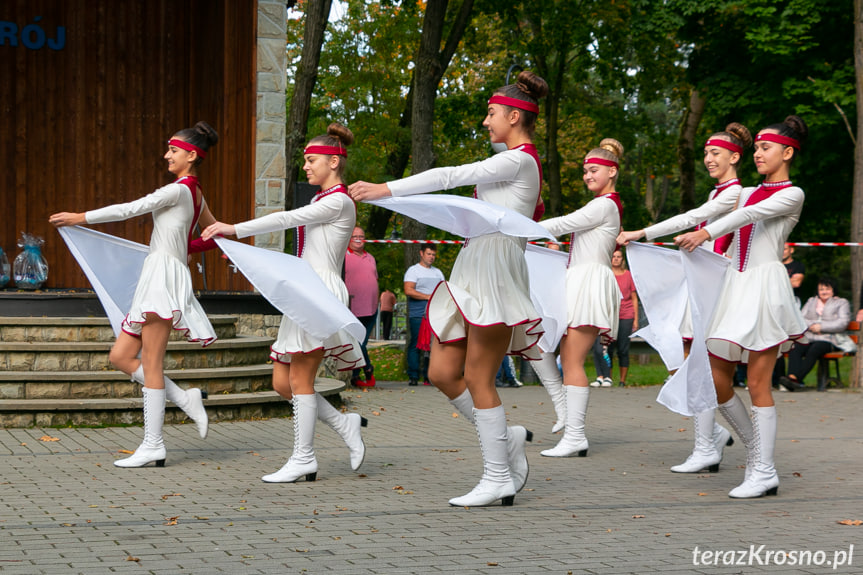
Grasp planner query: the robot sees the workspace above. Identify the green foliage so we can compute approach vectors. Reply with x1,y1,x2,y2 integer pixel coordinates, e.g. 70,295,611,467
287,0,857,289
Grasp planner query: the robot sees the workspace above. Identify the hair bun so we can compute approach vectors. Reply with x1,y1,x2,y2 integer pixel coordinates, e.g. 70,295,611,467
327,122,354,147
784,115,808,145
515,70,549,100
599,138,624,158
193,121,219,148
724,122,752,149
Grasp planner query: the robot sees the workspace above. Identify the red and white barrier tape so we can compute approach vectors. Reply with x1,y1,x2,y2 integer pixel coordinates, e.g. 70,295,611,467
364,239,863,247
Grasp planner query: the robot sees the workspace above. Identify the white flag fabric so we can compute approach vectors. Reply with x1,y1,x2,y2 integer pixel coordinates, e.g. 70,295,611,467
626,242,688,370
525,243,569,352
58,226,149,336
214,238,365,343
368,194,556,240
656,246,730,416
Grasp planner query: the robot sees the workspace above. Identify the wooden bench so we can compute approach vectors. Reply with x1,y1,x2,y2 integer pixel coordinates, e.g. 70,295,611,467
816,320,859,390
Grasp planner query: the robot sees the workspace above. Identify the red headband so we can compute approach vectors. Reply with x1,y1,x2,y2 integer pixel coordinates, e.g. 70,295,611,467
583,157,619,169
488,95,540,114
704,138,743,154
304,145,347,157
168,138,206,158
755,132,800,150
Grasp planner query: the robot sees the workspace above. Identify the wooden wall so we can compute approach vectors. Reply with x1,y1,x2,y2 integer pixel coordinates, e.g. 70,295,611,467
0,0,258,291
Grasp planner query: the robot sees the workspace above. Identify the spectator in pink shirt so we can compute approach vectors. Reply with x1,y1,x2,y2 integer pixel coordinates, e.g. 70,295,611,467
345,227,379,386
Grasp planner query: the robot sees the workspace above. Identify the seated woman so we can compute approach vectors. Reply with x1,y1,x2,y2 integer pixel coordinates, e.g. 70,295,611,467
780,276,851,391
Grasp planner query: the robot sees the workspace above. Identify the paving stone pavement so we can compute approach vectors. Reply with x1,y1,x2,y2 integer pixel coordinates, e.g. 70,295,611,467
0,383,861,574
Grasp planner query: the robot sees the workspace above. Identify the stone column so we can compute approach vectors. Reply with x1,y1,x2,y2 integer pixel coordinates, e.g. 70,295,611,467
255,0,288,250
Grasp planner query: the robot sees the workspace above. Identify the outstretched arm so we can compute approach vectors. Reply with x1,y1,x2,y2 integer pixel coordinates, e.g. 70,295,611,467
49,212,87,227
348,182,392,202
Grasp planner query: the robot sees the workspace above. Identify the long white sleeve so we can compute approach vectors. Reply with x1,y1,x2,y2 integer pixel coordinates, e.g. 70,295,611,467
540,197,615,238
645,187,740,241
387,152,523,197
234,194,346,239
85,184,183,224
703,187,804,241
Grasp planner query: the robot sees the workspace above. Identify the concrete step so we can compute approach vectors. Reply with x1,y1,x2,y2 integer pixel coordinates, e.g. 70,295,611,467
0,377,346,427
0,363,279,400
0,335,275,371
0,315,240,342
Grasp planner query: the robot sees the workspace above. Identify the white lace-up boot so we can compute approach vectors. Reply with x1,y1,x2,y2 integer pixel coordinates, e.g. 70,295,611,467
728,406,779,498
541,385,589,457
532,352,566,433
114,387,167,468
132,365,208,439
448,389,532,492
717,393,755,482
449,406,517,507
670,409,731,473
315,393,367,470
262,394,319,483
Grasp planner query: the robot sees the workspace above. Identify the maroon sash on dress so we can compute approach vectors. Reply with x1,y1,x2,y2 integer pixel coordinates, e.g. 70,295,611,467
735,180,792,272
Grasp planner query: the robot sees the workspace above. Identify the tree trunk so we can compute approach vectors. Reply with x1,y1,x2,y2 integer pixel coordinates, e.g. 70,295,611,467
284,0,333,212
853,0,863,387
677,89,706,213
402,0,474,267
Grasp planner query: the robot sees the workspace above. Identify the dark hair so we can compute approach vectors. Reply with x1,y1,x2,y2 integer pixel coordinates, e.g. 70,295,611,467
172,121,219,166
492,70,549,137
307,122,354,178
761,115,808,163
817,276,837,292
419,243,436,253
709,122,752,167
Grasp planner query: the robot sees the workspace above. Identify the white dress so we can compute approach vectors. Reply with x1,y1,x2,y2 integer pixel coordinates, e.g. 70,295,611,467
541,195,621,342
85,176,216,346
233,186,363,370
387,148,544,358
700,184,807,362
645,182,742,339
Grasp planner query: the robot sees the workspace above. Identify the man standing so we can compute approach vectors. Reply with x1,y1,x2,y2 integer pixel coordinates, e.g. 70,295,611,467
345,227,378,387
782,243,805,306
403,243,445,386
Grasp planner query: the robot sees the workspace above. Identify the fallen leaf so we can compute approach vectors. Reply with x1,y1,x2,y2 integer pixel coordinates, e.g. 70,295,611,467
196,516,209,520
372,411,381,416
665,533,671,537
793,472,802,477
838,519,863,526
677,428,687,433
487,562,499,566
161,493,182,500
697,492,708,496
632,515,645,519
118,449,134,455
126,556,140,562
452,412,459,418
791,439,800,443
39,436,60,442
393,485,403,490
164,516,179,526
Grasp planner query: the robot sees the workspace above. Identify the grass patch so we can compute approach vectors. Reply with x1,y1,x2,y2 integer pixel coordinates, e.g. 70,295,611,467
369,343,860,389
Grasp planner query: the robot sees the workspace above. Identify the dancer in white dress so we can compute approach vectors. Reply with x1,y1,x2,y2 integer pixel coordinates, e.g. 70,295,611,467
664,116,808,498
538,139,624,458
201,124,367,483
50,121,219,467
350,70,548,507
618,123,752,474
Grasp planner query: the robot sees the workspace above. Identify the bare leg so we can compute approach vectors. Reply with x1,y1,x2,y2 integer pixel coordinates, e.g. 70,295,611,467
427,336,468,400
108,332,144,376
560,326,600,388
745,348,778,408
272,362,293,400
